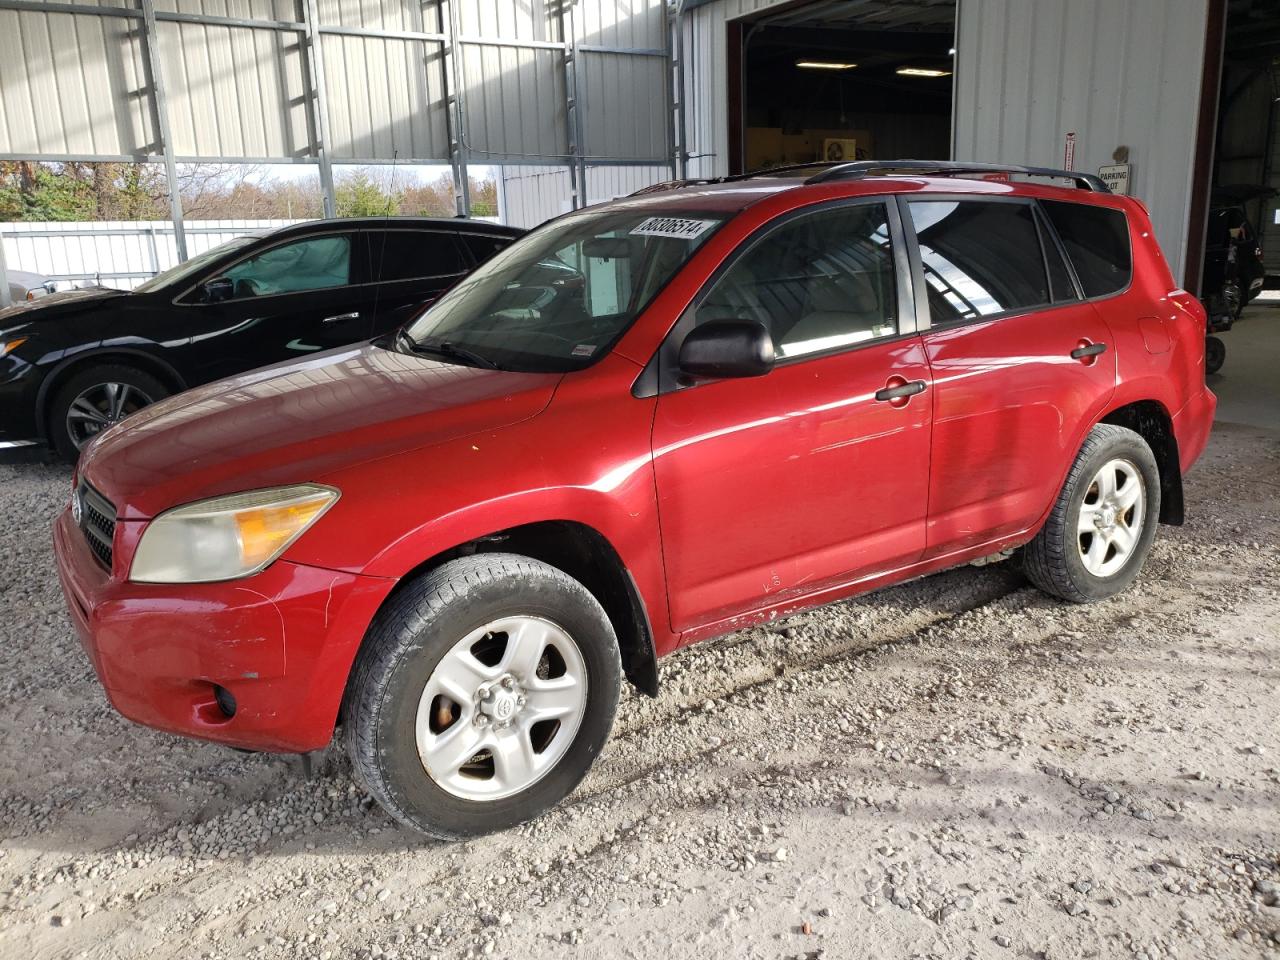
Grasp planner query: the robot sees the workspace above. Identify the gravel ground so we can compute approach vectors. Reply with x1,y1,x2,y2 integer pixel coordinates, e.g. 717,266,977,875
1,421,1277,960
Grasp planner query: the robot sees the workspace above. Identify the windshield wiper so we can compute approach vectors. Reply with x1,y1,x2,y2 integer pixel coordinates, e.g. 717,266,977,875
400,331,499,369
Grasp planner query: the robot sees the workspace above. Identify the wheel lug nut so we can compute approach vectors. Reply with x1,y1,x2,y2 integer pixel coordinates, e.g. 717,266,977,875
501,676,514,690
516,695,526,707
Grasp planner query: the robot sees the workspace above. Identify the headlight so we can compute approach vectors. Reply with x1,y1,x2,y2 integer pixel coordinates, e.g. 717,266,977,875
130,484,339,583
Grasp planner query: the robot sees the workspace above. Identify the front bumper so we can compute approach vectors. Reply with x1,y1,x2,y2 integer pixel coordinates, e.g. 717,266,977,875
0,351,44,445
53,508,397,752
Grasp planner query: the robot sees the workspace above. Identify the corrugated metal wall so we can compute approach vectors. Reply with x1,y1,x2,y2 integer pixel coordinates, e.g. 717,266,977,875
0,0,672,167
954,0,1211,281
0,7,155,157
158,17,314,159
499,163,670,228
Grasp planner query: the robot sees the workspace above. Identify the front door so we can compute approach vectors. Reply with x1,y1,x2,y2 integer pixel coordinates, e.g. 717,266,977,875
651,200,932,634
176,231,370,383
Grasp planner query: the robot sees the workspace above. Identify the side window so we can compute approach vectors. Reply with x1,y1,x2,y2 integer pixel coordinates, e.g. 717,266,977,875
909,200,1049,323
217,235,352,298
1040,200,1131,298
462,233,514,265
368,231,466,282
697,203,898,360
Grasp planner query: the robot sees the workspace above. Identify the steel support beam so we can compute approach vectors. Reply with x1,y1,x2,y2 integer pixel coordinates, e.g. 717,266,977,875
139,0,186,262
0,230,11,308
562,2,588,209
301,0,336,219
443,0,470,217
669,1,688,180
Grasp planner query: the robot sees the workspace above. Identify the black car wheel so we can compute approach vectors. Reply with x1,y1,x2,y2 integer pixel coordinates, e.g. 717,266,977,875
49,365,169,460
1205,335,1226,376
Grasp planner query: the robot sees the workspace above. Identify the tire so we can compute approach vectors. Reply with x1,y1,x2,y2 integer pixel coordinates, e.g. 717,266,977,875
1205,335,1226,375
1224,279,1244,320
344,553,622,839
49,364,169,461
1023,424,1162,604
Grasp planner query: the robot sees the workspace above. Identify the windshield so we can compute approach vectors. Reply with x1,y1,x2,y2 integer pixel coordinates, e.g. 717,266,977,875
134,236,258,293
401,207,727,372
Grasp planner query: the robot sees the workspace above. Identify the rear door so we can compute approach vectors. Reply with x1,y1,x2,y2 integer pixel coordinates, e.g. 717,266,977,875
365,228,471,335
903,195,1117,556
650,199,932,634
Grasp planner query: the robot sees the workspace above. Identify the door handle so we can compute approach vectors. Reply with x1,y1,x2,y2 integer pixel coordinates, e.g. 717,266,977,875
874,378,927,404
1070,341,1108,361
322,311,360,325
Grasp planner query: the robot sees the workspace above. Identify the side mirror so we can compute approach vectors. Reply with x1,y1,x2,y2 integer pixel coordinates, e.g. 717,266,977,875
202,277,235,303
677,320,775,380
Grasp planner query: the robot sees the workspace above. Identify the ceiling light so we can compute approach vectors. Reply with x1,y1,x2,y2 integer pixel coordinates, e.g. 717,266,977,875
897,67,951,78
796,60,857,70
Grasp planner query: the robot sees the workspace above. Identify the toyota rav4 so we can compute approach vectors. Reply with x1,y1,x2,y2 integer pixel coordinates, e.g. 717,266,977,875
53,161,1217,839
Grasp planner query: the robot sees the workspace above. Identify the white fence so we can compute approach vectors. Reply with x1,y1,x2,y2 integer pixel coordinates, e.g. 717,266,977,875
0,220,306,292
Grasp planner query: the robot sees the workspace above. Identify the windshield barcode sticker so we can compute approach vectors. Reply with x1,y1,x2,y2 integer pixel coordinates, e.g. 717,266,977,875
629,217,717,240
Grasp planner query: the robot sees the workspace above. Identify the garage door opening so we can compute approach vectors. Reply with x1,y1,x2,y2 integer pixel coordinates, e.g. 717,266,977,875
1187,0,1280,424
1199,0,1280,307
727,0,957,175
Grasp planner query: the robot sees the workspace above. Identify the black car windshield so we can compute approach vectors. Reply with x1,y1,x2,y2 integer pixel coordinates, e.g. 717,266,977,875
401,207,727,372
134,236,258,293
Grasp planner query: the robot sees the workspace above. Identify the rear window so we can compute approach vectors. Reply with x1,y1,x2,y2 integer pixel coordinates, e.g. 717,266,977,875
462,233,515,264
1041,200,1132,298
908,200,1049,323
368,230,466,282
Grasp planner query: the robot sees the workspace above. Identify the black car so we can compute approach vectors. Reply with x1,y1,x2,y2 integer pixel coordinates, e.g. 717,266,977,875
1203,186,1271,320
0,217,522,458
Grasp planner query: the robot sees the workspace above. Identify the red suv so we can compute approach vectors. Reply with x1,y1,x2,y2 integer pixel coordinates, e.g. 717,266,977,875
54,162,1216,838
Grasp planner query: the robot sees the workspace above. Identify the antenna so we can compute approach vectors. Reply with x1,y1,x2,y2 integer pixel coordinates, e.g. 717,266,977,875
369,149,399,329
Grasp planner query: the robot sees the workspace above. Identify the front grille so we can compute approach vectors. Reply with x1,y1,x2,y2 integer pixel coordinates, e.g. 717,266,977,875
77,480,117,570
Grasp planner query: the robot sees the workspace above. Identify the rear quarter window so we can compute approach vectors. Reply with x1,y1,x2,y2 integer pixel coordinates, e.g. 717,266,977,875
462,233,515,264
1041,200,1132,298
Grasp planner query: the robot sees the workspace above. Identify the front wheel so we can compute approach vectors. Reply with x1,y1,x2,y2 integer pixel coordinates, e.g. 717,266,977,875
49,364,168,461
344,554,621,839
1023,424,1162,603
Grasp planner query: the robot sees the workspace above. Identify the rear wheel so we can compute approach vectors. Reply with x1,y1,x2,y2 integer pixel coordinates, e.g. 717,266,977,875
1023,424,1161,603
49,364,168,460
1205,335,1226,375
344,554,621,839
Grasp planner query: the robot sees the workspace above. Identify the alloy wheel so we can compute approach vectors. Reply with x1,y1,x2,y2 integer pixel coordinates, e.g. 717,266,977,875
65,382,154,450
414,616,588,801
1077,457,1146,578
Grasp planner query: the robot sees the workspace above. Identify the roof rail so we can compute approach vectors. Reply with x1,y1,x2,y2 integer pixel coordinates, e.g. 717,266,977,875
806,160,1110,193
627,162,850,197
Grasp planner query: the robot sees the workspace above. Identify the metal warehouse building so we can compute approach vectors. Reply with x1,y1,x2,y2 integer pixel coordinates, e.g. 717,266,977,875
0,0,1276,297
